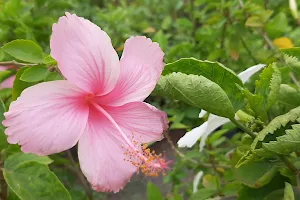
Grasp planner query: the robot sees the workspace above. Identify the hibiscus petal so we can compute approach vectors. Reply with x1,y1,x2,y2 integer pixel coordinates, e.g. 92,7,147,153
0,75,15,89
238,64,265,83
177,122,208,148
78,107,136,193
104,102,168,143
50,12,120,95
3,81,89,156
99,36,164,106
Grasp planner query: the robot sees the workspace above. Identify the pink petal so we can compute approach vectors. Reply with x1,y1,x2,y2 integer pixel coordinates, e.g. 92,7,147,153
104,102,168,143
0,75,15,89
50,12,120,95
3,81,89,156
78,107,136,193
99,36,164,106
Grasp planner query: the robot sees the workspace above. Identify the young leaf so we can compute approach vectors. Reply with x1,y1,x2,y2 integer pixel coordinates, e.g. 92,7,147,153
255,64,281,110
162,58,244,111
147,182,163,200
12,67,38,100
20,66,50,82
158,72,235,118
243,90,268,123
1,40,44,63
3,161,71,200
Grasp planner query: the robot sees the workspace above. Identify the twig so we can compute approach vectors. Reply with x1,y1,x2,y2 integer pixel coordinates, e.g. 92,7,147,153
230,118,256,138
163,132,231,169
0,60,37,67
262,32,275,50
290,72,300,88
240,37,258,64
66,150,93,200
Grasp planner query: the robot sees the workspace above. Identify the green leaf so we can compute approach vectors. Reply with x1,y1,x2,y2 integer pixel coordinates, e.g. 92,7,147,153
245,10,273,28
153,30,168,51
279,84,300,108
262,123,300,155
234,159,283,188
190,188,216,200
282,48,300,60
2,0,21,17
0,98,8,150
45,72,63,81
20,66,50,82
12,67,38,100
238,106,300,165
3,161,71,200
243,90,268,123
4,152,53,170
255,64,281,110
158,72,235,118
238,174,286,200
162,58,244,111
147,182,163,200
284,182,295,200
2,40,44,63
0,70,15,83
284,54,300,74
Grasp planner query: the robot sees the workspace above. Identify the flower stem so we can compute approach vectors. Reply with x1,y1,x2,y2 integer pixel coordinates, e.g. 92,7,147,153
66,150,93,200
230,118,256,138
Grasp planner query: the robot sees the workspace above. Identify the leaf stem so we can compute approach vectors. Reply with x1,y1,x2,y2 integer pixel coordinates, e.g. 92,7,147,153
230,118,256,138
66,150,93,200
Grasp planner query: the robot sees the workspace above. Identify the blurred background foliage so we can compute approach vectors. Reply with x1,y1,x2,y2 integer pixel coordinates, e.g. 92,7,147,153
0,0,299,199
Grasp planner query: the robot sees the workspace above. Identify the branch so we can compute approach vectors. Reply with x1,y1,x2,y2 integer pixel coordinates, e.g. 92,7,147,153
0,60,37,67
66,150,93,200
163,132,231,169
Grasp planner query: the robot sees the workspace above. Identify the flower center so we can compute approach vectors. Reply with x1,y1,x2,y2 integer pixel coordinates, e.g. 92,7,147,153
90,102,171,176
85,93,95,104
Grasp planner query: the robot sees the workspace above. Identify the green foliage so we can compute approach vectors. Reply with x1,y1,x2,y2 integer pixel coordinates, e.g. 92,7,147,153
1,40,44,63
12,67,38,100
3,161,71,200
147,182,163,200
0,0,300,199
162,58,244,111
158,72,235,118
20,66,50,82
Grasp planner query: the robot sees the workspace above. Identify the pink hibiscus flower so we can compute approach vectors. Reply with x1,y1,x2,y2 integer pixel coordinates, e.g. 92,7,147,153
3,13,169,192
0,65,16,89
